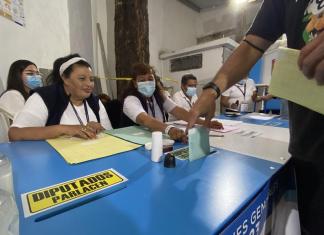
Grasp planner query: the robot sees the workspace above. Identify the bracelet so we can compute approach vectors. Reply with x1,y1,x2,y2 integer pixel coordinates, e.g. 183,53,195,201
242,39,265,54
164,125,175,135
202,82,221,99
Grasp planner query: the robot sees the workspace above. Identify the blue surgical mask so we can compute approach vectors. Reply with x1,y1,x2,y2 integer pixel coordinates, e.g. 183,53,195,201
25,75,43,89
185,87,197,97
137,81,156,97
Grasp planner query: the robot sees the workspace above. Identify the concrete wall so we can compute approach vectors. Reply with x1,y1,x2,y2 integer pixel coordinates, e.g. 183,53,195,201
0,0,70,89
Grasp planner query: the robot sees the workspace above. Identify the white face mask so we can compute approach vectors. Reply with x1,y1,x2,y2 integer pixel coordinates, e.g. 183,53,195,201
137,80,156,97
185,87,197,97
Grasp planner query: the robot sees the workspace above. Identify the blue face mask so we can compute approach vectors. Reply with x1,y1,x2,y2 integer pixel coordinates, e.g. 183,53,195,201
185,87,197,97
24,75,43,89
137,81,156,97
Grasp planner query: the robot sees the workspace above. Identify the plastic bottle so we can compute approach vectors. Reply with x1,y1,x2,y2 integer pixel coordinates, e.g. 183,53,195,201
0,153,19,235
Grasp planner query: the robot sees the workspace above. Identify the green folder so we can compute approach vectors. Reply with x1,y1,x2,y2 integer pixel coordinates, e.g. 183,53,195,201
188,127,210,161
269,47,324,115
105,126,153,145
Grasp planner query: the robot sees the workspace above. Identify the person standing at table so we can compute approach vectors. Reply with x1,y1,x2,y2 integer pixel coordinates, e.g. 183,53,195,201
9,54,112,141
0,60,42,118
187,0,324,234
121,63,223,142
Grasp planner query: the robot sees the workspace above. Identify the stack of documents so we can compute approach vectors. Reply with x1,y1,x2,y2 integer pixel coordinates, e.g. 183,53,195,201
269,47,324,115
47,133,141,164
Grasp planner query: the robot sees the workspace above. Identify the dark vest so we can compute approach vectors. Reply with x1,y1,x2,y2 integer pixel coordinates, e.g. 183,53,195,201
121,90,167,127
32,83,100,126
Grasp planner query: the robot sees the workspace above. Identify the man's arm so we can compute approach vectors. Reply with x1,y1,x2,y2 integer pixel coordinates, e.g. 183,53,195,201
187,35,273,129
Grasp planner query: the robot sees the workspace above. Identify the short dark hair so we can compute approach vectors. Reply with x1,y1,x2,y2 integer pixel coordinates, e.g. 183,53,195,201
46,53,91,85
181,74,197,85
6,60,36,100
131,63,152,79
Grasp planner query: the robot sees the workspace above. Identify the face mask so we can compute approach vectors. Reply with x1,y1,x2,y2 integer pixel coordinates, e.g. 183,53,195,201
24,75,43,89
185,87,197,97
137,80,156,97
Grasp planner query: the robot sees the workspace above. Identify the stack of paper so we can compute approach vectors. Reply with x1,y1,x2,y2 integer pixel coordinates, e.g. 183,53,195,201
47,133,141,164
269,47,324,115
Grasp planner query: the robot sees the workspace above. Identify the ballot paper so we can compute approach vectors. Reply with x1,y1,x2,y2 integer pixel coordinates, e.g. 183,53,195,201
188,126,210,161
269,47,324,115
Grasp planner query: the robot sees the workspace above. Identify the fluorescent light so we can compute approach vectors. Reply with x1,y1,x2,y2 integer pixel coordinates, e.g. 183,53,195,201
235,0,248,4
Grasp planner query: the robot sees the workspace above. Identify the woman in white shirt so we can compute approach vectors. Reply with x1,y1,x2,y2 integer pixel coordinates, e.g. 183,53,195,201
0,60,43,118
122,63,223,142
9,54,112,141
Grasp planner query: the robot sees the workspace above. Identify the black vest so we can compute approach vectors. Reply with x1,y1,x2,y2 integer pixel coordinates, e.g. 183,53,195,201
32,83,100,126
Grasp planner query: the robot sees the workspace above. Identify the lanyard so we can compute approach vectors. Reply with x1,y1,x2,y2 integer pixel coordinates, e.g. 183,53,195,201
147,98,155,118
235,83,247,99
184,96,193,108
70,100,90,126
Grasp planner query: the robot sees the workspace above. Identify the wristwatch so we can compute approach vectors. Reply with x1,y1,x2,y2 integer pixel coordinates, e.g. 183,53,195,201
203,82,221,99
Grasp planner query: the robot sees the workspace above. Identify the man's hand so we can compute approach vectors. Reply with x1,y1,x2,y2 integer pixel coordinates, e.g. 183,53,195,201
186,89,217,131
298,31,324,85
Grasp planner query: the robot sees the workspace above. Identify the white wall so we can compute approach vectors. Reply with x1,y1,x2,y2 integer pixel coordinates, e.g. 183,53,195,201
149,0,198,74
0,0,70,87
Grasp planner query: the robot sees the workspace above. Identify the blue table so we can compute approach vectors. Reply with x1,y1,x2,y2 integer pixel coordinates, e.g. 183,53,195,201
218,114,289,128
0,139,285,235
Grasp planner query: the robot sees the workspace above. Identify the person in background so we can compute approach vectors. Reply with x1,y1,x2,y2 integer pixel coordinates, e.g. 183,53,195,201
187,0,324,233
9,54,112,141
0,60,42,118
122,63,223,142
221,76,270,112
172,74,198,111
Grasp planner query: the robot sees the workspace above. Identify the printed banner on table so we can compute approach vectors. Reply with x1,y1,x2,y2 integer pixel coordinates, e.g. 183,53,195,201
21,169,127,218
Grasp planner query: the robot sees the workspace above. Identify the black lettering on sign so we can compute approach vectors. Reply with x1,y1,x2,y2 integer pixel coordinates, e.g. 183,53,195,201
99,181,109,187
52,196,60,204
82,186,91,193
70,182,78,190
68,190,80,198
49,188,60,197
32,192,44,202
59,184,71,193
79,179,90,187
103,172,113,178
87,176,98,184
61,193,70,201
96,174,106,181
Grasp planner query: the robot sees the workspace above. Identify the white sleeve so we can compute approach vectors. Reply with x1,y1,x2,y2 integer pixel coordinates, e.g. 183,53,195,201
163,96,177,113
0,90,25,118
172,92,183,107
98,100,112,130
123,96,147,123
11,93,48,128
249,79,257,92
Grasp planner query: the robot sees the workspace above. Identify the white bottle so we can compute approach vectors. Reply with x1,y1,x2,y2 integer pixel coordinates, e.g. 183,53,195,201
151,132,163,162
0,153,14,195
0,153,19,235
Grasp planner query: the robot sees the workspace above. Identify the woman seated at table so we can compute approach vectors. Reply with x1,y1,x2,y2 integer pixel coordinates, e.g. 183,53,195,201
0,60,43,119
122,63,223,142
9,54,112,141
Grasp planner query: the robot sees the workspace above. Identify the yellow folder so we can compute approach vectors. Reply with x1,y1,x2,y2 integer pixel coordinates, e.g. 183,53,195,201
47,133,141,164
269,47,324,115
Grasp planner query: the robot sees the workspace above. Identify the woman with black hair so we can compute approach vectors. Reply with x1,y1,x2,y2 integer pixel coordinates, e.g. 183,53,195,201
9,54,112,141
122,63,223,142
0,60,42,118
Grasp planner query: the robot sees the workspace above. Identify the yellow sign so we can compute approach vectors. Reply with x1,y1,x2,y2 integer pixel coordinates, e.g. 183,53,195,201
21,169,127,218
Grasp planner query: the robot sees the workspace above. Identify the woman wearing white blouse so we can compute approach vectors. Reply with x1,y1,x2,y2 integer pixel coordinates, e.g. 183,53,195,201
9,54,112,141
122,63,223,142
